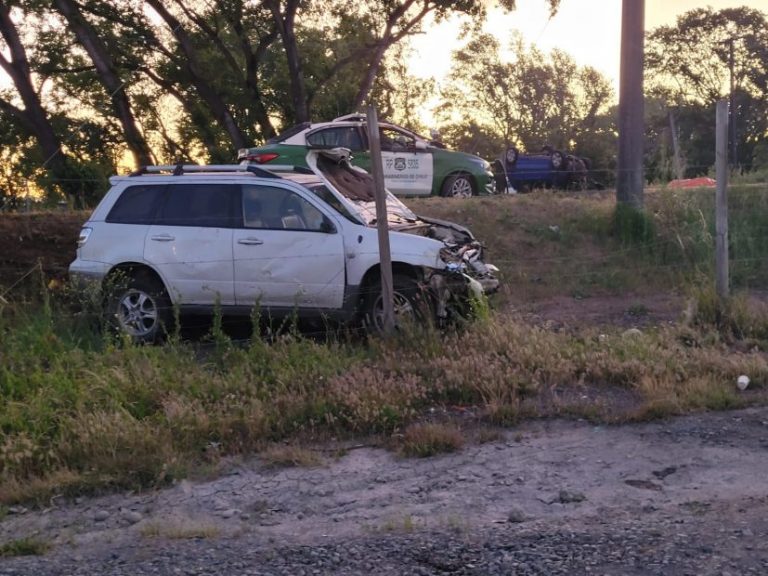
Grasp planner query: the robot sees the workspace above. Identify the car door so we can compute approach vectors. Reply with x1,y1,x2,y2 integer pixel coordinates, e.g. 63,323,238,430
233,184,346,310
144,182,237,305
375,126,434,196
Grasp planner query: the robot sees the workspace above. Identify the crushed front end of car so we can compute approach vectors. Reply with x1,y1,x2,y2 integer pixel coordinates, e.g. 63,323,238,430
308,149,501,327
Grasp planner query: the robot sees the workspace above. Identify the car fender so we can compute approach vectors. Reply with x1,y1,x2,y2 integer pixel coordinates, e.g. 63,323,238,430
342,226,442,286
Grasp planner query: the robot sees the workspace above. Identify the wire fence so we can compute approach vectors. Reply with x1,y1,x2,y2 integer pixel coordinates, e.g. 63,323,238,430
2,178,767,338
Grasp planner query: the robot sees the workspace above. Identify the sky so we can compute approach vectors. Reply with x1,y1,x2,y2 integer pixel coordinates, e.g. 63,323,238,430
408,0,768,106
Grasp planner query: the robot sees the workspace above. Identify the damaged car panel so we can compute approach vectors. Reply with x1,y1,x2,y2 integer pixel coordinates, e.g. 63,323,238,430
306,149,500,325
69,153,500,343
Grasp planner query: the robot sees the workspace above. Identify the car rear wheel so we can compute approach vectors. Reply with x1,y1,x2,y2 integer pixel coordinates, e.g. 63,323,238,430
107,274,172,344
363,274,431,334
441,173,475,198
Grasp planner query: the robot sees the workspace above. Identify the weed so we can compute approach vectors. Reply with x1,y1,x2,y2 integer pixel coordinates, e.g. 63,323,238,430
140,519,220,540
379,514,418,533
474,427,503,444
0,538,50,557
627,303,650,318
399,423,464,458
259,445,323,468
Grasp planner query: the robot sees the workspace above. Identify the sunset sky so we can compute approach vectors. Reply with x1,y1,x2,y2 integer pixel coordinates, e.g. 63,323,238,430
408,0,768,99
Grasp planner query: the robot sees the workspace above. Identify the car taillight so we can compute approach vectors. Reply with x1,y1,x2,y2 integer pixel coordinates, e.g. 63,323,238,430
243,153,279,164
77,227,92,248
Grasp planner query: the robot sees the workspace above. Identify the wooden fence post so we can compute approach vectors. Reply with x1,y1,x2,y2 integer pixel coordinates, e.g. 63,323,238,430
715,99,729,300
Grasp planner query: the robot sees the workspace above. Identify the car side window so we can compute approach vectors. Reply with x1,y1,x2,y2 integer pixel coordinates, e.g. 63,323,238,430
106,185,165,224
306,127,363,151
156,184,238,228
379,127,414,151
242,185,328,232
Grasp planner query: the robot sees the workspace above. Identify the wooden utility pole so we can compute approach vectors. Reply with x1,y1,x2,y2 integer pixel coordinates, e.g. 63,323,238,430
616,0,645,209
715,100,729,300
366,106,395,333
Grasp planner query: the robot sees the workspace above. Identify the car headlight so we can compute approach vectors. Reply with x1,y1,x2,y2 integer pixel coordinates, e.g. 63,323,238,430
469,157,491,171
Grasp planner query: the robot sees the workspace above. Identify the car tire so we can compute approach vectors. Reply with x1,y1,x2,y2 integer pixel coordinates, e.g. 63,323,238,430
107,273,172,344
440,173,475,198
363,274,431,335
505,147,518,166
550,151,565,170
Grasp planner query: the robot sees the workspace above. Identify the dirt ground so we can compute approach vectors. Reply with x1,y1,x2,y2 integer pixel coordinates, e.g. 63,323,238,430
2,407,767,575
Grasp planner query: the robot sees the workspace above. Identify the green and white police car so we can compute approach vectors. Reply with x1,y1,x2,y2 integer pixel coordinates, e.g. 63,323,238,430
238,114,496,198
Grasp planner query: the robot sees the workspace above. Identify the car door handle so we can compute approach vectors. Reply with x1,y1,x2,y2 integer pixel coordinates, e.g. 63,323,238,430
150,234,175,242
238,237,264,245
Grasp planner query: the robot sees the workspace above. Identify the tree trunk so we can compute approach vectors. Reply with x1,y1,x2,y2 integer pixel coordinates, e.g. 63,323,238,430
0,4,75,200
53,0,153,168
267,0,309,123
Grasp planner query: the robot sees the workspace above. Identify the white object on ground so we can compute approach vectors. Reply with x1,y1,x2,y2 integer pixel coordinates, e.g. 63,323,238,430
737,375,750,391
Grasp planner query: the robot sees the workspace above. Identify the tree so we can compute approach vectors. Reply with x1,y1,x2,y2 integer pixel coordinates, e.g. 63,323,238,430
52,0,153,167
646,6,768,172
0,3,82,204
436,32,614,165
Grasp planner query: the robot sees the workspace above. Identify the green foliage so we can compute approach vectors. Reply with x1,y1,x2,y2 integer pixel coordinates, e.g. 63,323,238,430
645,7,768,179
612,203,656,247
436,31,615,165
0,538,50,557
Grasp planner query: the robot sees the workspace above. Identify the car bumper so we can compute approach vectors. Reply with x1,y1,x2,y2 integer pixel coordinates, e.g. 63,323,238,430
68,259,110,288
480,170,496,195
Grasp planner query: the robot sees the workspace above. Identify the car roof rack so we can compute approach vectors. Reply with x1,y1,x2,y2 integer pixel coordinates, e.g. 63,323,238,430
128,164,316,179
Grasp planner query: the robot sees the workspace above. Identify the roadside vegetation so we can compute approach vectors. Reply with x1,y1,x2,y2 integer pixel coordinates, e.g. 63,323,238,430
2,185,768,505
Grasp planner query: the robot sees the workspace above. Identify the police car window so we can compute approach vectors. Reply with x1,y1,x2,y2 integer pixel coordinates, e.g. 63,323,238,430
306,127,363,151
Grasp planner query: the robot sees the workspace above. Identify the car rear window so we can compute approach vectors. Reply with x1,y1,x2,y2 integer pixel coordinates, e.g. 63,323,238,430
106,185,165,224
156,184,239,228
306,127,363,151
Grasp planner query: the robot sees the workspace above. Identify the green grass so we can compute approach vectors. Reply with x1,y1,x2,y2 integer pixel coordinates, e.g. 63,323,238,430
0,538,50,557
2,186,768,503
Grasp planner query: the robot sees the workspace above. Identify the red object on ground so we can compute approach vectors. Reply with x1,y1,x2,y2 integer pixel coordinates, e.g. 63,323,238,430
667,177,716,189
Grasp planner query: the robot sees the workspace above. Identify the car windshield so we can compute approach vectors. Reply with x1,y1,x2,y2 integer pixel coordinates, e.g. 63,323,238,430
308,184,363,224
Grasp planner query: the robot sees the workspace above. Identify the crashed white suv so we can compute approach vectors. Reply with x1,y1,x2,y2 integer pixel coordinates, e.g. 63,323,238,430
69,151,500,342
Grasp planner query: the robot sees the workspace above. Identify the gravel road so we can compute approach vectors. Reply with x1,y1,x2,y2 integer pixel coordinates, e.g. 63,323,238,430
2,407,767,575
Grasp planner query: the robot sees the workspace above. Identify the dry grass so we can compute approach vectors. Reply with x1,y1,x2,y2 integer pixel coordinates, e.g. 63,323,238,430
3,188,768,501
398,423,465,458
259,444,323,468
140,518,220,540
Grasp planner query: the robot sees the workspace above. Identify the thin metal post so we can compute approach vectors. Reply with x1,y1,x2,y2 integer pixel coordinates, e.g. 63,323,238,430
366,106,394,334
715,100,729,300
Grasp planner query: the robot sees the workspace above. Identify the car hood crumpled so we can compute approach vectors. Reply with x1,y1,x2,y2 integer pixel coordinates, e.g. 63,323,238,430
306,149,499,295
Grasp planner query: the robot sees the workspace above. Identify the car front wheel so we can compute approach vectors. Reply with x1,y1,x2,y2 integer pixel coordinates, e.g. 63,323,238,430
363,274,431,334
440,173,475,198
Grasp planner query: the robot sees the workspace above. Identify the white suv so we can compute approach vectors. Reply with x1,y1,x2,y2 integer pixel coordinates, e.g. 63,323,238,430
69,151,499,342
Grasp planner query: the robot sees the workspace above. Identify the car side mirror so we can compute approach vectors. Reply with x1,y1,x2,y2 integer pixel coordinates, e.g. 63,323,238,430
414,140,428,151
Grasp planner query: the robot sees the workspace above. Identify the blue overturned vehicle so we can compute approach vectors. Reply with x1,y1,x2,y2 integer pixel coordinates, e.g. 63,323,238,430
492,146,593,193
